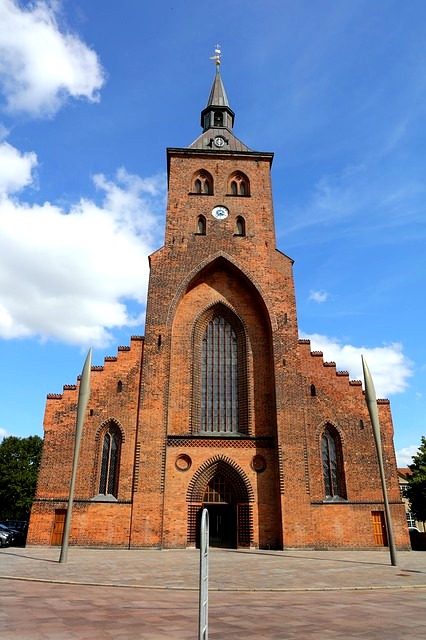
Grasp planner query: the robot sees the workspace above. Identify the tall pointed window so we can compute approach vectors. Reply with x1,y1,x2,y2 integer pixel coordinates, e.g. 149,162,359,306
201,317,239,433
197,215,206,235
321,426,346,500
99,424,121,497
235,216,246,236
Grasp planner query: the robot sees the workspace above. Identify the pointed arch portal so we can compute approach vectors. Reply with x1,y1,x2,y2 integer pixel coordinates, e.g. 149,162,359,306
187,456,253,548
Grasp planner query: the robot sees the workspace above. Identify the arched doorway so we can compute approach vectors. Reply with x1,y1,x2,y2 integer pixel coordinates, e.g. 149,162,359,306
187,456,253,549
202,474,236,547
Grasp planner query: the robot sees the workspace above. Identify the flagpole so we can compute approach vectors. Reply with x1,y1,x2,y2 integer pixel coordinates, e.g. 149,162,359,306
59,348,92,564
361,355,397,566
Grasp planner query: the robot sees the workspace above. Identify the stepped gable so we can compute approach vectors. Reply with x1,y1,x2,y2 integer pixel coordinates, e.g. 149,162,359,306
45,335,145,400
297,338,389,400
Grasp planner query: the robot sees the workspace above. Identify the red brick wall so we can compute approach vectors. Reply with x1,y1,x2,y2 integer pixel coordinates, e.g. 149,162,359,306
28,145,410,551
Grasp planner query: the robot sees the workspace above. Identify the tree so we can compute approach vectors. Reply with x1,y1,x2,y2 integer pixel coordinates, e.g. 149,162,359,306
0,435,43,520
406,436,426,525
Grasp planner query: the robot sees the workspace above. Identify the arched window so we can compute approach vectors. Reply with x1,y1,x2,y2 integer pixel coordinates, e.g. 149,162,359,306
228,172,250,196
192,171,213,195
201,316,242,434
235,216,246,236
310,383,316,397
99,424,121,497
203,474,234,503
321,426,346,500
117,380,123,393
197,215,206,235
214,112,223,127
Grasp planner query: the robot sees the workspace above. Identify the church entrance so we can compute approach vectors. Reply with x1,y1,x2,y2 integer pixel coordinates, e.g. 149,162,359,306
201,474,236,548
187,458,253,548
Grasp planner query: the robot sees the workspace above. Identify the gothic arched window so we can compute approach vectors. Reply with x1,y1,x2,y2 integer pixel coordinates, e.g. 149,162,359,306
192,171,213,195
321,426,346,500
228,172,250,196
99,424,121,497
235,216,246,236
197,215,206,235
201,317,239,433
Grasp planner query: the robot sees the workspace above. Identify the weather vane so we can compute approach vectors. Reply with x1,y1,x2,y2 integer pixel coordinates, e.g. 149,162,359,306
210,44,222,67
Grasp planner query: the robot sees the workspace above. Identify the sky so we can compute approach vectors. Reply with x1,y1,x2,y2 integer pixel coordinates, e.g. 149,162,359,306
0,0,424,467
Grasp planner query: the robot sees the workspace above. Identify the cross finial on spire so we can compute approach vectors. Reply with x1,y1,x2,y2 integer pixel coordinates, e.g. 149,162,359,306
210,44,222,68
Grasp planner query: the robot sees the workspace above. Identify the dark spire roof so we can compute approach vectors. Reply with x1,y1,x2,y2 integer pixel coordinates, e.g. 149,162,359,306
189,67,251,152
206,67,231,109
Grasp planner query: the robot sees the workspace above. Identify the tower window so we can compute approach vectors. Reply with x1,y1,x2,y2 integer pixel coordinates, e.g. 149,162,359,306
228,172,250,196
117,380,123,393
310,384,316,397
214,112,223,127
321,426,346,500
99,424,121,498
197,215,206,235
192,171,213,195
235,216,246,236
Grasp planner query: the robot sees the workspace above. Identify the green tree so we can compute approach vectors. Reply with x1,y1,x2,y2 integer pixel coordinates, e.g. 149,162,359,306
0,435,43,520
406,436,426,525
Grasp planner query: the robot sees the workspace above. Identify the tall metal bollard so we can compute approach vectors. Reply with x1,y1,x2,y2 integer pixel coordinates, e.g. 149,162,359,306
198,508,209,640
361,355,397,566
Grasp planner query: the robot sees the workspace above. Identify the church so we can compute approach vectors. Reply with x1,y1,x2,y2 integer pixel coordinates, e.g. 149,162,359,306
28,63,410,551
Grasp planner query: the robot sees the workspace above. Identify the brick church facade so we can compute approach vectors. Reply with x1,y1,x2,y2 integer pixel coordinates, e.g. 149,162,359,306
28,68,410,550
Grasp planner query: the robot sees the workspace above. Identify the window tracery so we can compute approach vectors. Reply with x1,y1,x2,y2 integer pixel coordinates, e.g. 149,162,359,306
192,171,213,195
99,424,121,497
321,425,346,500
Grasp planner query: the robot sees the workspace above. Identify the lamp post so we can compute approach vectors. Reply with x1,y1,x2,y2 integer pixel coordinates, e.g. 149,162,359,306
59,348,92,564
361,355,397,566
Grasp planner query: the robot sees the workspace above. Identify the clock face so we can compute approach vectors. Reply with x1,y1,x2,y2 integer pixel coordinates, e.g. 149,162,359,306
214,136,225,148
212,205,229,220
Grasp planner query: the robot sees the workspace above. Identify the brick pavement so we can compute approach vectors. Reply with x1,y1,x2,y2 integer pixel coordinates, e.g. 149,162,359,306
1,548,425,639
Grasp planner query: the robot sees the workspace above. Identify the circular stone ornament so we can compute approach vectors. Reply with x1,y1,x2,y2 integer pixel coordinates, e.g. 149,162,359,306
175,454,192,472
251,455,267,473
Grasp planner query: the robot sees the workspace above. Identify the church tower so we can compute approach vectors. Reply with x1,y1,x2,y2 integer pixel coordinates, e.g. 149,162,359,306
28,58,410,551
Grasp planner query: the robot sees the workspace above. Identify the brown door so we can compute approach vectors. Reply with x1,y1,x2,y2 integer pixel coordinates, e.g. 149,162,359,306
51,509,67,546
371,510,388,546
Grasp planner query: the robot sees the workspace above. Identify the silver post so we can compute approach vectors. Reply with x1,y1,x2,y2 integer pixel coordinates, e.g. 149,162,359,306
198,508,209,640
59,348,92,564
361,355,397,566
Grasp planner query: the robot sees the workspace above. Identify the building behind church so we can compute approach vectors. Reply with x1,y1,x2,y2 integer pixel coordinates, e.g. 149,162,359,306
28,66,410,551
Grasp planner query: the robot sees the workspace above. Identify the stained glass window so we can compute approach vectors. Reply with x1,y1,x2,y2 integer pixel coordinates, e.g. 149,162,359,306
322,426,346,499
99,425,121,497
201,316,239,433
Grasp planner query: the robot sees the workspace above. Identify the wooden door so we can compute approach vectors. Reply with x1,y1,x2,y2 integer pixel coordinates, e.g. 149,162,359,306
371,510,388,546
51,509,67,546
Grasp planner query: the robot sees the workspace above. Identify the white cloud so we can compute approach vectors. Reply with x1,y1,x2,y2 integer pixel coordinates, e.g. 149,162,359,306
0,0,105,117
396,445,419,468
300,331,413,398
0,141,166,347
309,289,329,304
0,141,37,194
0,427,8,440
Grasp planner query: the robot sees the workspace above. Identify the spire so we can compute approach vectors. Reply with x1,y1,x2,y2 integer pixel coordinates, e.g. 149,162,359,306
188,46,251,152
201,45,235,133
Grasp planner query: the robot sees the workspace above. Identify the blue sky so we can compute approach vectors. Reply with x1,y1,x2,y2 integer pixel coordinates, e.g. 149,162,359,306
0,0,424,466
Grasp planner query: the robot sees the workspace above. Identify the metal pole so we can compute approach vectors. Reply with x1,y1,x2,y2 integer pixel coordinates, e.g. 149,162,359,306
361,355,397,566
198,508,209,640
59,348,92,564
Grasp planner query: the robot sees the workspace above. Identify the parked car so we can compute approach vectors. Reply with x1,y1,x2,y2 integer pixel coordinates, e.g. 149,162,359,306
0,521,28,546
0,522,28,546
0,524,13,547
409,527,426,551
